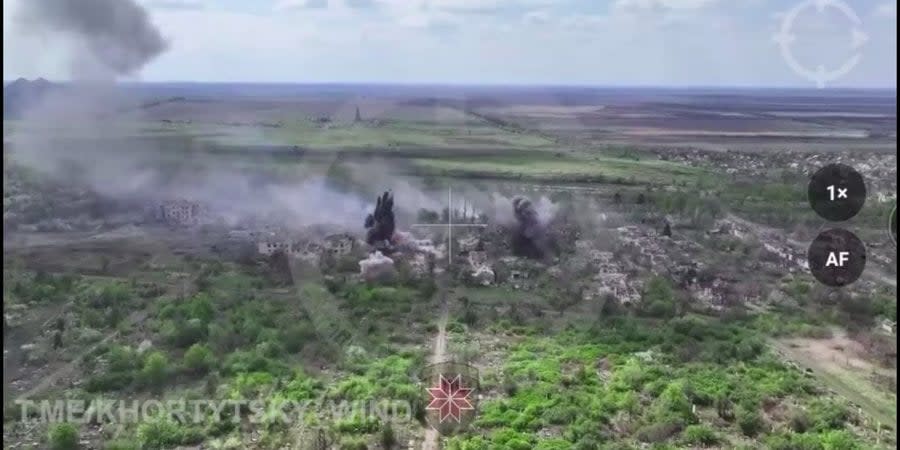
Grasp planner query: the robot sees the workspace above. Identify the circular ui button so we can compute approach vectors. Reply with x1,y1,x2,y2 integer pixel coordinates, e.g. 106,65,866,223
808,229,867,288
808,164,867,222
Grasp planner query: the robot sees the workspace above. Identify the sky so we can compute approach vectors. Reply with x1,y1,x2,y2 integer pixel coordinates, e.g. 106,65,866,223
3,0,897,87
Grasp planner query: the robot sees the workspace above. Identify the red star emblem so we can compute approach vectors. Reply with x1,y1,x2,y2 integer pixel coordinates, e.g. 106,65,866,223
426,374,475,423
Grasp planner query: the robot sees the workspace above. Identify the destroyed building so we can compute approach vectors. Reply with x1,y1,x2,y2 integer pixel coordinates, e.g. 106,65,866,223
464,250,495,286
323,233,357,257
157,200,202,227
256,232,360,267
257,238,308,257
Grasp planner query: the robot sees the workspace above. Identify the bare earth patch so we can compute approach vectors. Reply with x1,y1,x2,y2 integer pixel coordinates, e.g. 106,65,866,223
773,328,897,429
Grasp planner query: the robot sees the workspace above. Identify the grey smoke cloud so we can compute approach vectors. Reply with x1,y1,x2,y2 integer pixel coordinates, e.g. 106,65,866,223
16,0,168,78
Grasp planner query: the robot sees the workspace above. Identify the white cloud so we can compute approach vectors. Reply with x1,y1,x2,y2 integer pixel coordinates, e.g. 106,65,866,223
3,0,895,86
613,0,719,13
522,10,551,25
873,1,896,19
273,0,330,11
142,0,207,10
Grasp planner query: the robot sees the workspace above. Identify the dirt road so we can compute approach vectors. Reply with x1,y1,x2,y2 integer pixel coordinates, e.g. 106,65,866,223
422,276,450,450
771,331,897,429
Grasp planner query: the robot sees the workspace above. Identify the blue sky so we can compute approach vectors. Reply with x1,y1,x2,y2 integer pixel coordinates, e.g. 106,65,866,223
3,0,897,87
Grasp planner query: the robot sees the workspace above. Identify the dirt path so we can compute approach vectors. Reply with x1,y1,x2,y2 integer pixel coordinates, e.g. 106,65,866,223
422,276,450,450
771,329,897,429
12,310,149,402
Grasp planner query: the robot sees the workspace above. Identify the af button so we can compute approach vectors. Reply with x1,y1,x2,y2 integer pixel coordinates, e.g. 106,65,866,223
808,164,867,222
807,229,867,288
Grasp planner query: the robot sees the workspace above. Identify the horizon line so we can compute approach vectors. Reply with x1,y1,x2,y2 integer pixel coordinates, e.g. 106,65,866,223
3,78,897,91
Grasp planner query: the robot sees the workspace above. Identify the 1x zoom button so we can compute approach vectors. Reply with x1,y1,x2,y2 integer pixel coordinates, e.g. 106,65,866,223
808,163,867,222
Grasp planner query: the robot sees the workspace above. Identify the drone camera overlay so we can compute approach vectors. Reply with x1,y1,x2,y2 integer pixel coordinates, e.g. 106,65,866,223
2,1,897,449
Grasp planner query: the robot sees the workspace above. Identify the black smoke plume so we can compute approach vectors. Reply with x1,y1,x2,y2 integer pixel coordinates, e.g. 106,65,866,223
16,0,168,78
365,191,396,247
511,196,549,259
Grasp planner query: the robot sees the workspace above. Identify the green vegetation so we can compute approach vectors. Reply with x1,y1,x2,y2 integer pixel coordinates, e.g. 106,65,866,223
4,107,895,450
5,261,434,449
136,417,202,449
6,271,79,304
446,310,885,449
140,351,171,389
47,423,79,450
412,154,708,186
271,118,557,151
183,343,215,374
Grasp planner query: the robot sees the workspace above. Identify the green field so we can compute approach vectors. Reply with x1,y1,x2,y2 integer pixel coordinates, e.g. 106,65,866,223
412,154,709,185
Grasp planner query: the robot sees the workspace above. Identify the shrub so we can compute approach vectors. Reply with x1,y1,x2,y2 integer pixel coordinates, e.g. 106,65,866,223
790,409,812,433
47,422,79,450
765,433,812,450
107,345,139,373
339,437,368,450
81,282,130,309
380,423,397,449
808,399,850,431
636,421,682,443
183,343,214,374
681,424,720,447
223,350,283,375
185,293,215,322
161,318,207,348
136,418,184,449
446,321,466,334
714,394,734,421
503,378,519,397
640,277,678,318
461,309,479,326
651,382,695,425
104,440,138,450
140,351,170,388
820,430,861,449
84,371,134,392
281,323,315,353
737,406,765,437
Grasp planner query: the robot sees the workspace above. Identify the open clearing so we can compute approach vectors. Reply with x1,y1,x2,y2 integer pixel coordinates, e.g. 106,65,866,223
772,329,897,429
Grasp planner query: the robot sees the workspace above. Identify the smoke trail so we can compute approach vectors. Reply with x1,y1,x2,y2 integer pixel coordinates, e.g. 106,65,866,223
15,0,168,78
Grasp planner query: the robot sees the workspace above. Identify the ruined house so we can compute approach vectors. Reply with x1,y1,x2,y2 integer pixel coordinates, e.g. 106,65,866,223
494,257,544,290
408,253,434,279
257,233,357,264
158,200,201,226
458,235,481,253
465,251,495,286
323,233,357,257
257,238,307,256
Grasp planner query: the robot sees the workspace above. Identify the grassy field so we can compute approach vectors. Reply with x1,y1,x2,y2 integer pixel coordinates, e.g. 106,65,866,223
411,154,709,185
5,118,560,152
772,336,897,428
269,121,557,151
